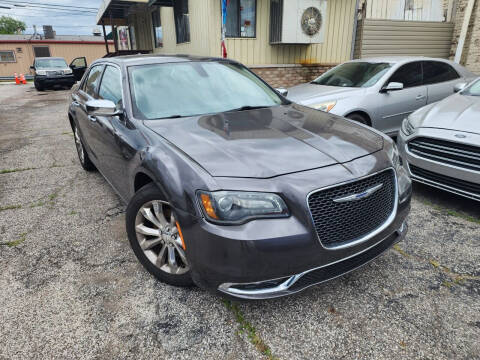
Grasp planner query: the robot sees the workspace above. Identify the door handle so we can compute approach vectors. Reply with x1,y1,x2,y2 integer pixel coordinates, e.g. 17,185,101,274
88,115,97,122
416,95,426,100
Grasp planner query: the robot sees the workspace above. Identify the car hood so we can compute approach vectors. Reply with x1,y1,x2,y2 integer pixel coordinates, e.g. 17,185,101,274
415,94,480,134
145,105,384,178
287,83,365,104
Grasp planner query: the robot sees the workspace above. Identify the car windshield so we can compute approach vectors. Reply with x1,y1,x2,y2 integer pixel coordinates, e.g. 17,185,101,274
128,61,283,120
311,62,392,88
463,79,480,96
35,58,68,69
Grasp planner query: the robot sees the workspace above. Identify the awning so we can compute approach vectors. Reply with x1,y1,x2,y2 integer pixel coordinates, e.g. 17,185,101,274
96,0,149,26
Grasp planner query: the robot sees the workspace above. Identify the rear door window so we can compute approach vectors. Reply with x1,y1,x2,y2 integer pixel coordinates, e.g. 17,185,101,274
422,61,460,85
388,62,423,88
84,65,104,98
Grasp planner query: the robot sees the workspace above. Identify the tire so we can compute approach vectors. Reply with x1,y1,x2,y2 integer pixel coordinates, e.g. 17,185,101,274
126,183,193,287
346,112,369,126
73,124,96,171
34,82,44,91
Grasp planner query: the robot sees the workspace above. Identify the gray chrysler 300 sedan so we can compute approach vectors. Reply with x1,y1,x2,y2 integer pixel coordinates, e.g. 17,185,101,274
287,57,476,135
398,78,480,202
68,55,412,299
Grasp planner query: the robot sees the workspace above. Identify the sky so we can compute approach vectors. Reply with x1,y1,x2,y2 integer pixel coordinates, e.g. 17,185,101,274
0,0,108,36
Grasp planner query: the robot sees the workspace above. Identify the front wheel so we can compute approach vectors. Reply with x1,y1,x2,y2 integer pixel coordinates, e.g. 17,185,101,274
34,82,44,91
126,183,193,287
346,112,369,125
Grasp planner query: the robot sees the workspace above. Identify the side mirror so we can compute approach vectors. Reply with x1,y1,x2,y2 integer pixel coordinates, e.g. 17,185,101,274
85,99,121,117
276,88,288,97
382,82,404,93
454,82,467,93
30,65,35,70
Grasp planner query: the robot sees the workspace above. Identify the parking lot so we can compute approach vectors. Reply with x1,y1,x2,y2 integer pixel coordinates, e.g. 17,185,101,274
0,84,479,359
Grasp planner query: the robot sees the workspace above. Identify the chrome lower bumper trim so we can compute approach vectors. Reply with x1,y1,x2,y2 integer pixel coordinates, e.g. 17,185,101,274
218,222,408,300
410,175,480,202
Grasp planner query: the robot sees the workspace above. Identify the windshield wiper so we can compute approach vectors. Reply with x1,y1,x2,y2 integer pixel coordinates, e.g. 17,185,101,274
225,105,271,112
159,115,184,119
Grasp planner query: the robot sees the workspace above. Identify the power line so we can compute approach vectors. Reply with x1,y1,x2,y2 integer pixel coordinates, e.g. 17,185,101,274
0,10,98,17
0,2,98,14
0,0,98,11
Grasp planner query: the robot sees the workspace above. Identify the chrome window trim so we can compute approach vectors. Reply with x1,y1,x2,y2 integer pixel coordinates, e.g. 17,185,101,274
306,167,398,250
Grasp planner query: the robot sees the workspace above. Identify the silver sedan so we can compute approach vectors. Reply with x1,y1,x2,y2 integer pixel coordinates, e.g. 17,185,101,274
398,78,480,202
287,57,476,135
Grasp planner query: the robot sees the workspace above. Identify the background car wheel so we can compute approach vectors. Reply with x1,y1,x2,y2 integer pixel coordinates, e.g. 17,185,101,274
34,82,44,91
126,183,193,287
346,112,369,125
73,125,96,171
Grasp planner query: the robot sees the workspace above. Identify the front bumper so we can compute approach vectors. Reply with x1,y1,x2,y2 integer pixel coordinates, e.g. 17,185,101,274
35,74,76,87
218,221,408,299
181,184,411,299
398,128,480,201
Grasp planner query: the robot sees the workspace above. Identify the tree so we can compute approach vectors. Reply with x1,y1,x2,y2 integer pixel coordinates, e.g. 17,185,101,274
0,16,26,35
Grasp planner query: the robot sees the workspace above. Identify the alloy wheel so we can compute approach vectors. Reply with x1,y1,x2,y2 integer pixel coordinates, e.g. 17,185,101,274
134,200,189,275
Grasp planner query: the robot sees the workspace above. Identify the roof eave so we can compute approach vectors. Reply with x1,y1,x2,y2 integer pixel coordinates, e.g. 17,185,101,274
96,0,149,25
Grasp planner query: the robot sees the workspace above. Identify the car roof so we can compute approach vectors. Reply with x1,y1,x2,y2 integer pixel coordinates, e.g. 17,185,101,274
349,56,454,64
92,54,235,67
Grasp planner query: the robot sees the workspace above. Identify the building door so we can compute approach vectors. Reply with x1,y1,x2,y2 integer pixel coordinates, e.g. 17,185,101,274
33,46,50,57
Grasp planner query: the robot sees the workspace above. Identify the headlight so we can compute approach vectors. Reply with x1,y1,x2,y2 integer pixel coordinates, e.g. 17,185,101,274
64,68,73,74
386,141,411,203
387,142,402,169
401,117,415,136
36,70,46,76
311,100,337,112
198,191,289,224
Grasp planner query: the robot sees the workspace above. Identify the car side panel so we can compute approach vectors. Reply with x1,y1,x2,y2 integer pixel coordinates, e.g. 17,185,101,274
426,78,463,104
375,86,427,134
101,117,147,198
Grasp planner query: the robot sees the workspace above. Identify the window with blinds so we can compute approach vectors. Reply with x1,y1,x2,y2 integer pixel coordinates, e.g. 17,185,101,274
0,50,15,63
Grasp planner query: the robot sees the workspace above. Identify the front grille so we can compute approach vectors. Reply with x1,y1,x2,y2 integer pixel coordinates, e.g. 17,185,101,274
46,70,63,76
307,169,396,248
408,137,480,172
409,164,480,197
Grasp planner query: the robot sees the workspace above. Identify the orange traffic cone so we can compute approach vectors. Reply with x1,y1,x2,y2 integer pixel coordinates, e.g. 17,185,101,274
14,73,20,85
20,74,27,85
